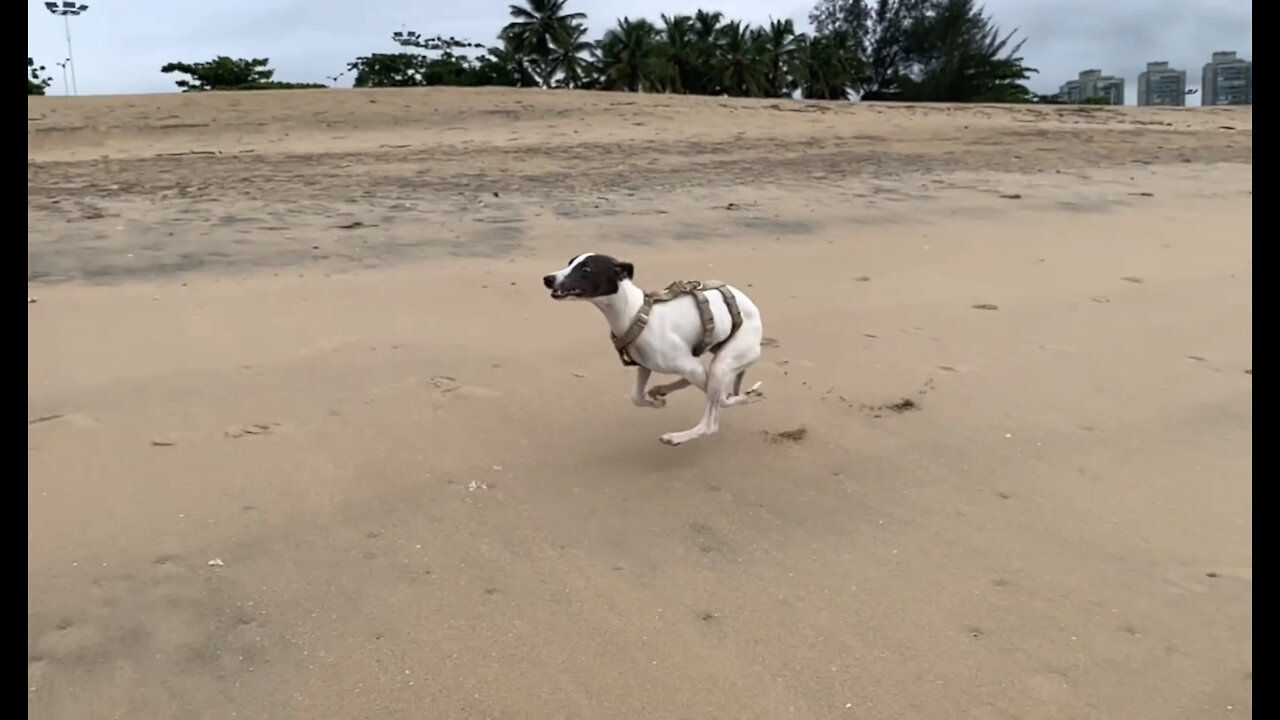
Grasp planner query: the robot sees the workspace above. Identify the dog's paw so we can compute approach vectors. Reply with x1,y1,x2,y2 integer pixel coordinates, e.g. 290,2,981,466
632,395,665,409
724,382,766,407
644,389,669,407
659,430,699,446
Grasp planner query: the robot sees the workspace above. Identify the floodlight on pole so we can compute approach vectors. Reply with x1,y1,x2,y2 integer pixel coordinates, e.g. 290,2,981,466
43,1,89,97
392,29,423,48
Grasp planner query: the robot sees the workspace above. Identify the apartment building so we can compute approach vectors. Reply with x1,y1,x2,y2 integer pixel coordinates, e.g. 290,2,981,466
1058,69,1125,105
1201,51,1252,106
1137,61,1187,106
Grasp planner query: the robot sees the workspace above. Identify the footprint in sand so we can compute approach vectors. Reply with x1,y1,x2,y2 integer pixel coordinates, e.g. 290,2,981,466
428,375,502,399
442,385,503,399
1163,564,1252,594
1037,343,1078,353
27,412,99,428
762,426,807,444
224,422,278,438
29,555,265,688
1022,668,1075,704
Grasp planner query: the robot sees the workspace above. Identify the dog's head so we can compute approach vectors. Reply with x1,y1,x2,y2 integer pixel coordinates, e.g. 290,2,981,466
542,253,634,301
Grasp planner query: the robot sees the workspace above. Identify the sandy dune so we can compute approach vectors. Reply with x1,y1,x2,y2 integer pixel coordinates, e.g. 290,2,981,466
28,88,1251,720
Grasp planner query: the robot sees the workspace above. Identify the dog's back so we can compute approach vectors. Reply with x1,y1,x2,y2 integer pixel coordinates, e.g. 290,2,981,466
657,284,762,357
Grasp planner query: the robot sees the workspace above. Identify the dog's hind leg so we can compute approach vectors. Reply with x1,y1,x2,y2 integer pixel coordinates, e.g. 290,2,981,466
659,363,730,446
665,356,708,392
722,377,765,407
722,385,765,407
719,338,766,408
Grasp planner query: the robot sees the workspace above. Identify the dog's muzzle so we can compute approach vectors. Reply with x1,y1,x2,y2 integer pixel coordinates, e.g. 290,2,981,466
543,274,585,299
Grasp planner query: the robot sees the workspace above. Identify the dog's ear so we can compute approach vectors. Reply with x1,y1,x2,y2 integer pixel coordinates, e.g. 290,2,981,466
615,261,634,281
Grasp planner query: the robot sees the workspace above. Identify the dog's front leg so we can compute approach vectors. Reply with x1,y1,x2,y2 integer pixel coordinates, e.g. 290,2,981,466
630,366,665,408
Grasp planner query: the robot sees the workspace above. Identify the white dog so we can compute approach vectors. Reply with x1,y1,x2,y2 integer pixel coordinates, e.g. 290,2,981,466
542,253,766,446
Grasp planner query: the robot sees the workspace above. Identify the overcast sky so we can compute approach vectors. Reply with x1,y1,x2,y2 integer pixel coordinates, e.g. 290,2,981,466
28,0,1251,105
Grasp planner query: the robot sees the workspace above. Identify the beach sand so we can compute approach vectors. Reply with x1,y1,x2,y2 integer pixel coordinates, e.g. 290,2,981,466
28,88,1252,719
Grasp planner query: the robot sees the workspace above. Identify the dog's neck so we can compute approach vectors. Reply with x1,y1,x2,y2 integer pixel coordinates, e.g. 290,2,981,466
589,279,646,337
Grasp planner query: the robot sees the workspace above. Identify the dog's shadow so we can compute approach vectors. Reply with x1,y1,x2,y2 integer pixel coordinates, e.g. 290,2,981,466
580,409,731,471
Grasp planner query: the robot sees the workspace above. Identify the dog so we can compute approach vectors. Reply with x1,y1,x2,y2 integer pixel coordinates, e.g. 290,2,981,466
543,253,766,446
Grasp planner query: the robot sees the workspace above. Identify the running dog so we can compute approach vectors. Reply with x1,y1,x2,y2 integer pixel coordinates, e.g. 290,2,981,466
542,253,766,446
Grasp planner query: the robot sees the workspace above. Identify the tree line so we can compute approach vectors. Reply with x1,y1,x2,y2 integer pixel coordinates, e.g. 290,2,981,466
30,0,1044,102
29,57,52,95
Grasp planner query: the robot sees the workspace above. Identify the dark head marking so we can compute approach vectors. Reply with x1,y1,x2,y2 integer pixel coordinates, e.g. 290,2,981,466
542,253,636,300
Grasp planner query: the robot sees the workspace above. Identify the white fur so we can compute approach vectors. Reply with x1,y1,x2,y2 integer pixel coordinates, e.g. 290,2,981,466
549,254,766,446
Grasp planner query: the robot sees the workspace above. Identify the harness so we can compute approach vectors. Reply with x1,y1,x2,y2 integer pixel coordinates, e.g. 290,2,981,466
611,280,744,367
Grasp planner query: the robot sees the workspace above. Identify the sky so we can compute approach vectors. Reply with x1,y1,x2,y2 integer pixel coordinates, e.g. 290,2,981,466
28,0,1251,105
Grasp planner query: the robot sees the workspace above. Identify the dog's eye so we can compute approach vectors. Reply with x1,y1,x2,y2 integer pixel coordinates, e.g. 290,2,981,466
581,266,592,274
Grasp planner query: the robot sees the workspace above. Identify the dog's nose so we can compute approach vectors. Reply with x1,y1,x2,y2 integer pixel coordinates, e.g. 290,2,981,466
542,274,556,289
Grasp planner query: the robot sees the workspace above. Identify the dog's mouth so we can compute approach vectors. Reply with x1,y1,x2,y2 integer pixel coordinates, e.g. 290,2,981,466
550,288,585,300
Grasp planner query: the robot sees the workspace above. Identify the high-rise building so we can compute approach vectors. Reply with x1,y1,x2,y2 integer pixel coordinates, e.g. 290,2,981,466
1201,51,1252,106
1058,69,1125,105
1057,79,1082,103
1137,61,1187,106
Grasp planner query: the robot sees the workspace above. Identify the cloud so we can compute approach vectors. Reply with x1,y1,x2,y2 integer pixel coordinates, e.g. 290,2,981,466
27,0,1251,103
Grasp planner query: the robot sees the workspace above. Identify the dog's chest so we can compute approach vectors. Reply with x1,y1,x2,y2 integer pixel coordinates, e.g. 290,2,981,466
625,337,698,374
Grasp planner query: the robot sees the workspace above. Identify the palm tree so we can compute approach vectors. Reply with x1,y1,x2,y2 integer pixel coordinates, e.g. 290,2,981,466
692,9,724,43
551,22,595,88
796,30,860,100
594,17,664,92
488,35,539,87
658,14,698,94
500,0,587,88
690,9,725,94
759,18,805,98
715,20,767,97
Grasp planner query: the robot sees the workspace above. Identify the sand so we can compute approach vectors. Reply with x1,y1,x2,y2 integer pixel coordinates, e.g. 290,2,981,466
28,88,1252,720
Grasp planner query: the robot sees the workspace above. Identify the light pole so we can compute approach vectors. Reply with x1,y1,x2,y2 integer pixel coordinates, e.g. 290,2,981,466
43,2,89,97
55,58,70,96
392,29,423,48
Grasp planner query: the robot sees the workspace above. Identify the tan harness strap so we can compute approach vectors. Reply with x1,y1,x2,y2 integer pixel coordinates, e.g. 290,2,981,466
612,279,746,368
689,290,717,357
611,295,656,367
705,286,744,355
